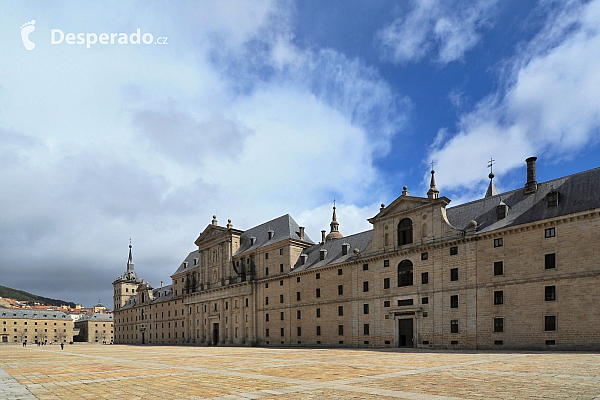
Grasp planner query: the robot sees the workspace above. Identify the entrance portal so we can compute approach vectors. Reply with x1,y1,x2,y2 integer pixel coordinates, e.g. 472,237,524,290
212,323,219,346
141,332,145,344
398,318,414,347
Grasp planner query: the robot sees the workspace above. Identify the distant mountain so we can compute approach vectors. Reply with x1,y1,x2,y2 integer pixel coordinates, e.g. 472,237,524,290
0,285,77,308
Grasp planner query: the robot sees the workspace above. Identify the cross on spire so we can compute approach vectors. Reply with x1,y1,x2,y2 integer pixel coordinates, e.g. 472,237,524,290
487,157,495,174
333,198,336,209
430,160,435,171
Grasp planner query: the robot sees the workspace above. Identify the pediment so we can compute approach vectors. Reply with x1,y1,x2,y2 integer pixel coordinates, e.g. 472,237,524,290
194,224,229,246
369,195,450,222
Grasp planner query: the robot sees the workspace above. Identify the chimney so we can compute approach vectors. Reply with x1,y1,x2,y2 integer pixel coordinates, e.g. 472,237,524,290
321,230,326,243
524,157,538,195
299,226,305,240
160,281,163,288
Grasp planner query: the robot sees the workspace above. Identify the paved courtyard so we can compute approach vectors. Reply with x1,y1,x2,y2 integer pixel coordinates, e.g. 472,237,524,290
1,345,599,399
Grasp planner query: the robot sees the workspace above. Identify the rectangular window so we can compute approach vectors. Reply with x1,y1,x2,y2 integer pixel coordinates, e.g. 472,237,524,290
338,285,343,295
280,280,284,286
545,315,556,331
545,227,556,238
421,297,429,305
421,252,428,261
421,272,429,285
338,325,344,335
450,295,459,308
280,264,284,272
384,278,390,289
451,320,459,333
545,286,556,301
545,253,556,269
246,298,249,307
338,269,343,275
494,238,503,247
266,313,269,322
296,310,301,319
280,248,283,255
297,277,301,283
316,288,321,298
450,246,458,255
265,253,269,259
494,261,504,276
280,328,285,336
363,281,369,292
280,295,284,303
363,264,369,271
363,324,370,335
280,312,284,321
450,268,458,281
265,328,269,337
494,290,504,305
384,300,390,307
316,326,321,336
397,299,414,306
338,306,343,316
363,304,369,314
316,273,320,279
296,292,301,301
384,259,389,267
494,318,504,333
297,327,301,336
316,308,321,318
265,297,269,305
265,267,269,276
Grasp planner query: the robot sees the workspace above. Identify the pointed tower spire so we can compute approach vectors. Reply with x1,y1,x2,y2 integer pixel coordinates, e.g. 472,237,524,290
427,161,440,199
325,200,343,242
124,239,138,280
485,157,499,198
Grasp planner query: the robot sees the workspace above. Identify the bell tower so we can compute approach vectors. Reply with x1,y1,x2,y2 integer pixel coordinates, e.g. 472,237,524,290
112,240,142,311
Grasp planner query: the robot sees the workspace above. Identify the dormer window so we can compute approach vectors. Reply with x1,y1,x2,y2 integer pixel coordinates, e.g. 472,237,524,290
341,243,350,256
183,262,188,268
496,201,508,220
268,230,274,240
300,254,308,265
319,249,327,261
194,258,198,265
547,191,559,208
250,236,256,246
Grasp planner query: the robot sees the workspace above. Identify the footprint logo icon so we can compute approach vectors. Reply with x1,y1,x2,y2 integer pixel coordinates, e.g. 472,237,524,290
20,20,36,50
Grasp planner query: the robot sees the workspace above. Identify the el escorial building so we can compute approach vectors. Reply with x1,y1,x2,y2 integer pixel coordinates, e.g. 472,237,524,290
113,157,600,349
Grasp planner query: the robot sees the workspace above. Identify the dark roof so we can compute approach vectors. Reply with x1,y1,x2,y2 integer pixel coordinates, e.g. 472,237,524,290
172,250,200,275
235,214,314,255
292,230,373,272
0,310,71,320
77,313,113,322
120,284,174,310
446,167,600,233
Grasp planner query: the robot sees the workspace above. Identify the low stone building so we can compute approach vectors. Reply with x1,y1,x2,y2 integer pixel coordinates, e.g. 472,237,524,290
74,313,114,343
0,309,76,344
113,157,600,349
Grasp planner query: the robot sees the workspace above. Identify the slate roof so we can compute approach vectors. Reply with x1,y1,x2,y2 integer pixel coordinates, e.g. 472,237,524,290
292,230,373,272
234,214,314,256
172,250,200,275
77,313,113,322
446,166,600,233
120,284,173,310
0,310,71,320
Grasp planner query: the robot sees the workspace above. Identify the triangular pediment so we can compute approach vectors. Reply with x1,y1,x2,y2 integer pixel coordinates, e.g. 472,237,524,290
194,224,229,246
369,195,450,222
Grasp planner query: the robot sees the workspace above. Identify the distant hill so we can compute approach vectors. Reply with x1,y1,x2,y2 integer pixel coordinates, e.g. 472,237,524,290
0,285,77,308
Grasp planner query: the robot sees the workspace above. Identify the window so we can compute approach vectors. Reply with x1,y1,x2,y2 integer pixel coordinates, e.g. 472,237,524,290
316,308,321,318
280,280,284,286
421,252,428,261
265,297,269,305
338,325,344,335
494,238,503,247
319,250,326,261
398,260,413,287
338,269,343,275
280,248,284,255
545,286,556,301
279,295,284,303
421,272,429,285
547,191,559,208
280,312,284,321
316,326,321,336
363,264,369,271
363,324,370,335
265,329,269,337
246,298,249,307
363,304,369,314
297,310,301,319
494,318,504,333
384,278,390,289
450,295,459,308
450,246,458,255
545,315,556,331
316,273,320,279
546,339,556,345
266,314,269,322
496,204,507,220
384,259,389,267
296,292,301,301
421,297,429,305
338,306,343,316
338,285,343,295
265,267,269,276
280,328,284,336
384,300,391,307
297,327,301,336
494,261,504,276
545,227,556,238
398,299,413,306
451,320,458,333
398,218,413,245
545,253,556,269
280,264,284,272
494,291,504,305
450,268,458,281
297,277,301,283
316,288,321,298
363,281,369,292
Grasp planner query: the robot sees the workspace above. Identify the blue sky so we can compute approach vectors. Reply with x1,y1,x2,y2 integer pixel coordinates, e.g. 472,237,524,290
1,0,599,307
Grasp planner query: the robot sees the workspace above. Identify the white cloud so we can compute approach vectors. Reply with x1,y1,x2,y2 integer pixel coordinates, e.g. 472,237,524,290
429,0,600,199
377,0,498,64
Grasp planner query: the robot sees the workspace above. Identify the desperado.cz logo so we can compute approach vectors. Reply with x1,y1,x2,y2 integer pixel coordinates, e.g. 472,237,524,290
20,20,167,50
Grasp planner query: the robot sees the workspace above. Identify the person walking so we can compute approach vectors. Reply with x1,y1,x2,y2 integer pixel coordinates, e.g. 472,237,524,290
61,343,64,350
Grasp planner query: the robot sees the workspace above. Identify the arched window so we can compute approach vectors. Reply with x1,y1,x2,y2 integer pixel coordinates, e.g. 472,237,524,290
398,260,413,287
398,218,413,246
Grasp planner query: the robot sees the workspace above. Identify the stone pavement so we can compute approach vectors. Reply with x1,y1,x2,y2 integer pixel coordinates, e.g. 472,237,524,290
1,344,599,399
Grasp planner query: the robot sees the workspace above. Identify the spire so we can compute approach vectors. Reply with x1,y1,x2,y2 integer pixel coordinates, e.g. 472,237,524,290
124,239,138,280
325,200,343,242
485,157,499,198
427,161,440,199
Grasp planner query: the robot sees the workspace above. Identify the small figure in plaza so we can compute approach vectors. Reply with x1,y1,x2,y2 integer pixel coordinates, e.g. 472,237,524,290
61,343,64,350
